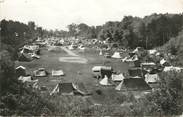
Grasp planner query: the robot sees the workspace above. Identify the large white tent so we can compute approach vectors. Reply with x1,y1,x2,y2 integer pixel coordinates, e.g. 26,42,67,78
145,73,160,83
112,73,125,81
99,50,103,55
112,52,121,58
99,75,112,86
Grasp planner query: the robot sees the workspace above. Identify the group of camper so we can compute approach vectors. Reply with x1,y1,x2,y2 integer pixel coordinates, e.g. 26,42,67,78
18,44,41,62
93,47,183,91
15,65,65,90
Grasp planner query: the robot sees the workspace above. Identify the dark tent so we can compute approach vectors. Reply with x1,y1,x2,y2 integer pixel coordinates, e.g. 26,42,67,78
58,82,90,96
16,66,26,77
134,60,141,67
35,49,41,55
128,68,142,77
101,67,113,78
120,78,151,91
58,83,75,95
129,52,135,57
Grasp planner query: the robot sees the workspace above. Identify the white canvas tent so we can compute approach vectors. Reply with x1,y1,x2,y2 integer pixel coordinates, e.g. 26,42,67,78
18,76,32,83
16,66,26,70
50,84,59,95
34,68,47,77
99,75,112,86
145,73,160,83
16,66,26,77
112,52,121,58
141,62,156,66
52,70,64,76
160,59,170,66
92,66,103,72
18,76,38,83
163,66,183,73
160,59,166,65
148,49,157,55
99,50,103,55
112,73,125,81
115,80,124,91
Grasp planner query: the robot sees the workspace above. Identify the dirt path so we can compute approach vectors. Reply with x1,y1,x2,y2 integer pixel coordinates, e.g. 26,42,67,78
60,46,78,56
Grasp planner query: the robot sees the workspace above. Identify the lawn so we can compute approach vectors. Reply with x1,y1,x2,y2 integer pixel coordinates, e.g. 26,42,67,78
15,46,131,107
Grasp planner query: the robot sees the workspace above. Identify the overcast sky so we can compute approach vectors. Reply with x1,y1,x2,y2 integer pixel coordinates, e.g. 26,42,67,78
0,0,183,30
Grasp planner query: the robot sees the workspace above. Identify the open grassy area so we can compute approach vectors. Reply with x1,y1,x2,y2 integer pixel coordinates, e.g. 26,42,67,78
15,46,133,109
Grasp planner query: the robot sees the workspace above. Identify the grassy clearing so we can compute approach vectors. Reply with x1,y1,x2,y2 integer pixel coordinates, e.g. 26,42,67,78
14,46,138,115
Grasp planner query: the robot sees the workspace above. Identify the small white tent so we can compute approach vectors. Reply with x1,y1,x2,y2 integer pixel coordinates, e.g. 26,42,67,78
50,84,59,95
92,66,103,72
148,49,157,55
99,50,103,55
115,80,124,90
18,76,38,83
145,73,160,83
99,75,111,86
112,52,121,58
112,73,125,81
160,59,166,65
163,66,183,72
52,70,64,76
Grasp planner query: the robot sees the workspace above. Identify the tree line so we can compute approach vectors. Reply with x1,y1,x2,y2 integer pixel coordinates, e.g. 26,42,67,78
63,13,183,49
1,13,183,50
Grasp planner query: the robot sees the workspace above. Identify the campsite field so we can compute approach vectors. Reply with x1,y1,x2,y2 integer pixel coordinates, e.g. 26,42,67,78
15,46,134,105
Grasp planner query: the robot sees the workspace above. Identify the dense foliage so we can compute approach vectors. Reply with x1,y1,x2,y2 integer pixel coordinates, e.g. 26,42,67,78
98,14,183,49
0,20,57,116
164,29,183,65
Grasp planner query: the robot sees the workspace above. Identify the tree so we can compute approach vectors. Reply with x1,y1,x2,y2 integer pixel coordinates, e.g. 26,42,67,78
67,23,78,38
28,21,35,31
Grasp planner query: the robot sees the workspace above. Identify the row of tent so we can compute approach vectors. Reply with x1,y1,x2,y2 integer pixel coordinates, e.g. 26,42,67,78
92,65,152,91
50,82,91,96
16,66,65,78
91,57,183,91
98,75,151,91
16,66,90,96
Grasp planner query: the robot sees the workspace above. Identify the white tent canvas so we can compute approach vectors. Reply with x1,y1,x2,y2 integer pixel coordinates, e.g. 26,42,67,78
99,50,103,55
50,84,59,95
141,62,156,66
16,66,26,70
18,76,38,83
112,73,125,81
34,68,47,77
52,70,64,76
18,76,32,83
160,59,166,65
92,66,102,72
145,74,160,83
112,52,121,58
115,80,124,90
149,49,157,55
163,66,183,72
99,75,111,86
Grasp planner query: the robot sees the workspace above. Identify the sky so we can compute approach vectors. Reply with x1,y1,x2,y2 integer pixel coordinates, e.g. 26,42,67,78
0,0,183,30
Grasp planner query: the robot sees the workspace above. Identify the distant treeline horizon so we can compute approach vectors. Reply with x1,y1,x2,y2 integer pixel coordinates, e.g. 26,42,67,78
1,13,183,49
